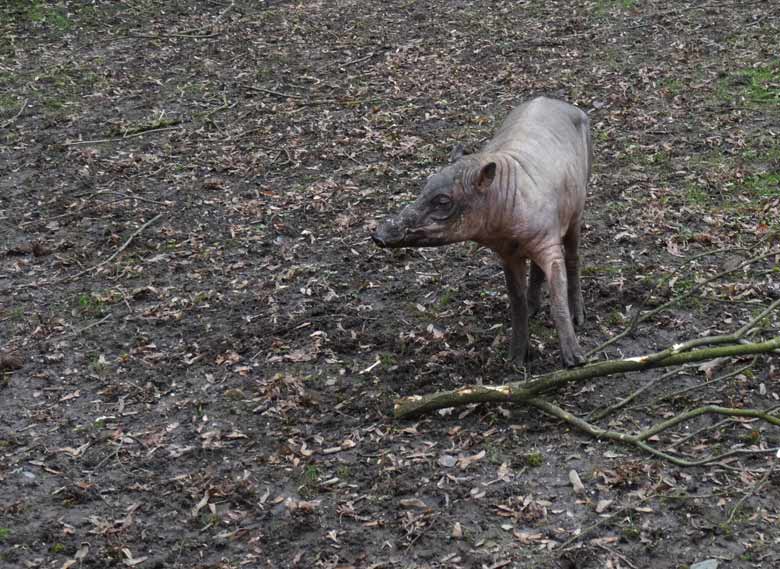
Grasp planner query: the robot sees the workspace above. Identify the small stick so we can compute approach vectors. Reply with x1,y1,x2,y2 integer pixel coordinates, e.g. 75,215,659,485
329,51,375,68
60,213,165,283
1,98,28,129
725,452,778,525
649,359,757,409
595,543,639,569
71,313,113,336
589,367,684,422
64,125,183,146
135,32,219,38
557,495,652,551
97,191,170,207
589,247,780,357
246,86,306,99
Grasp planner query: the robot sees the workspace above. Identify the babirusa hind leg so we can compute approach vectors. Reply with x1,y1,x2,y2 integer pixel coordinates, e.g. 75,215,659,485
563,221,585,326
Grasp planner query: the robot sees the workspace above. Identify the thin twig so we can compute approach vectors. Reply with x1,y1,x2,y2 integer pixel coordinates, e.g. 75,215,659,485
1,98,28,128
530,397,780,467
71,313,113,337
638,406,780,442
588,247,778,357
667,417,732,450
557,494,653,550
404,512,441,551
666,404,780,452
648,359,757,409
725,452,778,525
56,213,165,284
246,86,306,99
589,367,686,422
19,190,167,228
395,336,780,420
199,95,235,120
244,84,377,106
595,543,639,569
64,125,183,146
327,51,376,69
632,296,780,367
97,191,171,207
130,25,219,39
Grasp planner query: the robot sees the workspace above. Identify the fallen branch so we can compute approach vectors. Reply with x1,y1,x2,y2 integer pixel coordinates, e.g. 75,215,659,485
394,335,780,419
394,290,780,465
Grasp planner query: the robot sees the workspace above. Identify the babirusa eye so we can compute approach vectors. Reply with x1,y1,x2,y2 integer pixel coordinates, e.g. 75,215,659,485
432,195,451,206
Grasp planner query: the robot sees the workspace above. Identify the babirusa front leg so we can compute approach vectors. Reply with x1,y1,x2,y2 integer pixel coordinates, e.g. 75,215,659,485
539,254,584,368
503,257,529,362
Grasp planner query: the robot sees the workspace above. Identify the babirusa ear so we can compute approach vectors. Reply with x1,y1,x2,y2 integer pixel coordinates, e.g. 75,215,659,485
476,162,496,193
448,143,466,164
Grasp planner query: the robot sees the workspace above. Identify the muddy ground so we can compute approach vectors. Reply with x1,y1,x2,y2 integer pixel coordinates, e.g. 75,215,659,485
2,1,780,568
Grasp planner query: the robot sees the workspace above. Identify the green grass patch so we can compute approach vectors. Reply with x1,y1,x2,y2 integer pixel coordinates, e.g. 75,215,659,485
2,1,72,30
716,64,780,106
742,172,780,198
75,293,105,317
0,93,21,115
606,310,624,326
525,451,544,467
379,352,398,368
592,0,638,18
27,65,103,114
661,78,684,97
685,184,711,206
741,64,780,105
436,287,456,309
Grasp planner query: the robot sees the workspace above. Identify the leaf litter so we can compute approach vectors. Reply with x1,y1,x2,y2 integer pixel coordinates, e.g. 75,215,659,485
1,1,780,568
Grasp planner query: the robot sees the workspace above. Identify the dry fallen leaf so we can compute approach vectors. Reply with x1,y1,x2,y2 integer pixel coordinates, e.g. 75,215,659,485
451,521,463,539
121,548,148,566
457,450,485,470
438,454,457,468
285,497,321,513
569,469,585,494
74,544,89,561
399,498,429,509
666,238,684,257
513,530,544,543
191,491,210,517
590,536,620,546
57,443,90,458
699,357,728,380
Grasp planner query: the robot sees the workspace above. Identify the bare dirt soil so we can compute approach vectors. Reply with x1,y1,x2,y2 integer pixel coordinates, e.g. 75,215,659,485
2,1,780,568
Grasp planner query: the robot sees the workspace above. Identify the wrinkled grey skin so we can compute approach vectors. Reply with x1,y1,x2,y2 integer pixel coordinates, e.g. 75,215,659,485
373,97,591,368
